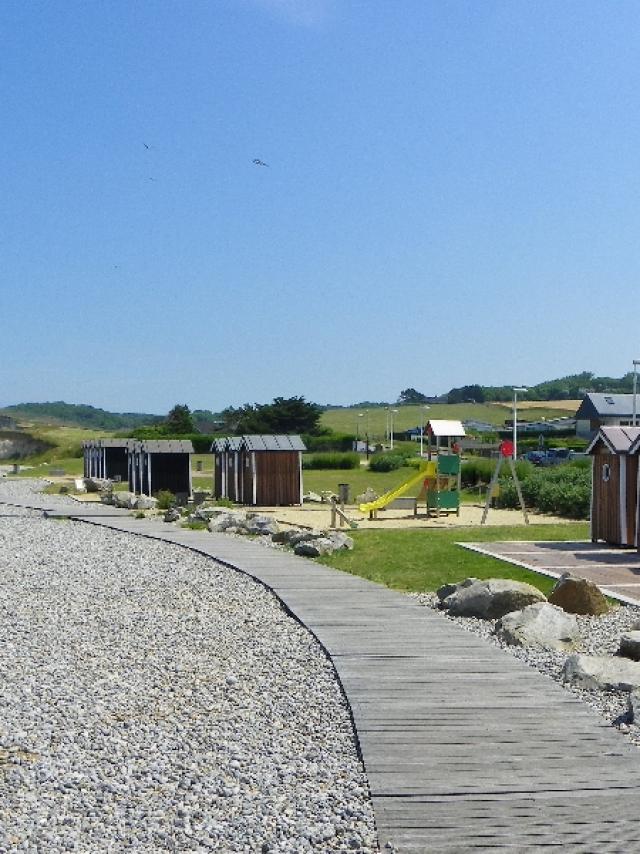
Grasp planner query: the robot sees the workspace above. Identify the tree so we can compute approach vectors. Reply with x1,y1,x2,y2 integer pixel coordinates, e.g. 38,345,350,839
447,385,485,404
164,404,196,434
398,388,428,405
219,396,322,435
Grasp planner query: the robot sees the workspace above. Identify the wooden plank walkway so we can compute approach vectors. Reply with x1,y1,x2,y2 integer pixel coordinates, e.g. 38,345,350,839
4,495,640,850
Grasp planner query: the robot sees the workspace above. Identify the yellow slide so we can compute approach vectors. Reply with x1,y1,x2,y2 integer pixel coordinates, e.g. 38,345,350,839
359,462,437,513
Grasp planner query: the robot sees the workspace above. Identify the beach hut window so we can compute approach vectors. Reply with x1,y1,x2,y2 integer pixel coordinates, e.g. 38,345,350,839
602,463,611,482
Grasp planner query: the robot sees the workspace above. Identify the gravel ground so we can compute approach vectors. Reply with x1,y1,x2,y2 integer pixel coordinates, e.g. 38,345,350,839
0,480,377,853
411,591,640,748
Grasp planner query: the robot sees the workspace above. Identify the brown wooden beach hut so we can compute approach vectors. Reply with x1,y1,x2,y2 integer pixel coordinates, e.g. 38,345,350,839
213,435,305,505
129,439,194,499
82,439,133,481
239,435,306,506
587,426,640,547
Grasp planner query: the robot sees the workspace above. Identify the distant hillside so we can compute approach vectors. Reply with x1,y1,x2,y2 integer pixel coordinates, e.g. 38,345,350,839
1,402,162,431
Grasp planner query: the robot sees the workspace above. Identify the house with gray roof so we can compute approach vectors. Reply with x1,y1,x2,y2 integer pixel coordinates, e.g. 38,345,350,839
575,393,640,439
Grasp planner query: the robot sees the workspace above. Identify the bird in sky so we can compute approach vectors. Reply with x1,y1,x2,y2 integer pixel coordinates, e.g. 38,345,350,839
253,158,269,167
143,143,151,150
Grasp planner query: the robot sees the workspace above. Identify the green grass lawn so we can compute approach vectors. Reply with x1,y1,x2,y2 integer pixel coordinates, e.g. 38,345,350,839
302,466,425,498
320,402,577,438
318,523,590,596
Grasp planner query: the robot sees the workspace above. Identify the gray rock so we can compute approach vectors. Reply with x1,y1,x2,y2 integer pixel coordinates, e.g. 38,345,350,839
442,578,546,619
563,654,640,692
627,690,640,722
548,573,609,616
495,603,580,651
619,631,640,661
242,516,280,536
134,495,157,511
294,538,335,557
207,512,246,533
163,507,181,522
113,491,137,509
271,528,305,545
289,529,327,547
302,492,323,503
326,531,354,551
84,477,112,493
436,578,478,602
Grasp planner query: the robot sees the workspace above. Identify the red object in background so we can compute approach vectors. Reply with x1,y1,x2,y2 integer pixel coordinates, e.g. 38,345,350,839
451,441,460,454
500,440,514,458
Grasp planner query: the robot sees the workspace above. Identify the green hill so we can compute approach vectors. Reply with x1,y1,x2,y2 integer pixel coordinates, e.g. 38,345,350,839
0,402,162,431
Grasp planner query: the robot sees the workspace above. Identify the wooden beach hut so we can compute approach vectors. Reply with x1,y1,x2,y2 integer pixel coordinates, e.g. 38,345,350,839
212,435,305,506
239,435,306,506
587,426,640,547
82,439,133,481
129,439,194,499
212,437,243,502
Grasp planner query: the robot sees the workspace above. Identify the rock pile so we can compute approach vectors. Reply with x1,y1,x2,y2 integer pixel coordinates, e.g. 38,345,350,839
185,506,355,557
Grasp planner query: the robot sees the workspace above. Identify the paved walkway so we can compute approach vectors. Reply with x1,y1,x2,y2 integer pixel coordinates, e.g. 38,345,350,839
462,541,640,606
5,494,640,850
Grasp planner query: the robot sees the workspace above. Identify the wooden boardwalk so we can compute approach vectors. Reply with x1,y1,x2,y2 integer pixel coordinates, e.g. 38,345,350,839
5,494,640,851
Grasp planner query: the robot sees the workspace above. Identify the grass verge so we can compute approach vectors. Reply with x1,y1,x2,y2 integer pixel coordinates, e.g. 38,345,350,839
317,523,590,596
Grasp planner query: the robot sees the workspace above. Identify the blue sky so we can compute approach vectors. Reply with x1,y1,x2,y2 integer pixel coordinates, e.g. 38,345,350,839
1,0,639,413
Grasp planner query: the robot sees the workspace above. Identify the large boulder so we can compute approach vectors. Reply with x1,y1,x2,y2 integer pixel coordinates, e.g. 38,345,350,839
242,515,280,536
495,603,580,651
326,531,354,551
303,491,323,504
207,511,246,533
548,573,609,616
441,578,546,620
135,495,157,511
113,491,137,509
563,654,640,692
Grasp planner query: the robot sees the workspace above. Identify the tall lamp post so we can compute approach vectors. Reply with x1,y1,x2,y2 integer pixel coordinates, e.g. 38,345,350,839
633,361,640,427
420,405,430,457
512,387,528,460
390,408,399,450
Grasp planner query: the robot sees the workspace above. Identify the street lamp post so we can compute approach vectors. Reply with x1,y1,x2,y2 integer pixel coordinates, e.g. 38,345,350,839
512,387,528,460
390,409,399,450
364,410,370,460
633,361,640,427
420,405,430,458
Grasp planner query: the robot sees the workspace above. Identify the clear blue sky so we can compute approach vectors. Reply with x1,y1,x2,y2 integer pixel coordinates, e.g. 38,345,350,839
2,0,639,414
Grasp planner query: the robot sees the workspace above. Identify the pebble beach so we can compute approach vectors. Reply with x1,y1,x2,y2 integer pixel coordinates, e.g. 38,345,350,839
0,481,377,853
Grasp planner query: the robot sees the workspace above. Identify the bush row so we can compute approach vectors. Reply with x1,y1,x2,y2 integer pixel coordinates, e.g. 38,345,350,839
302,452,360,470
496,463,591,519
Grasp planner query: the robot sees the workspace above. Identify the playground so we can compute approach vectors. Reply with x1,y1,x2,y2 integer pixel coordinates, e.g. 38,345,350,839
262,502,572,531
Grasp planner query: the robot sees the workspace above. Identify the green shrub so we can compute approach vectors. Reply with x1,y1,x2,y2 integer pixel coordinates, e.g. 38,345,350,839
303,452,360,470
302,433,355,452
461,458,532,487
369,454,405,472
215,497,236,508
497,465,591,519
156,490,176,510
